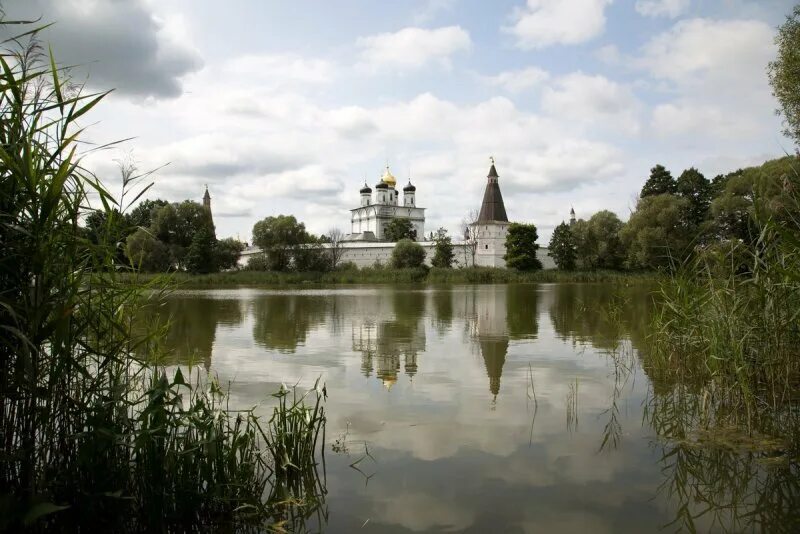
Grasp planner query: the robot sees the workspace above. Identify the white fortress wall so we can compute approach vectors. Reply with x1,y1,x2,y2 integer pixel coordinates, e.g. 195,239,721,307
238,242,555,270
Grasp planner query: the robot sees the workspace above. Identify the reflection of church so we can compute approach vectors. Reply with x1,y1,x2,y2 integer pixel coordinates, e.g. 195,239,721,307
350,292,426,389
352,320,425,389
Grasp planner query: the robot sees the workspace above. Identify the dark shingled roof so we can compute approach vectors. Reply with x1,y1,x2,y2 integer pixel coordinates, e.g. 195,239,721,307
477,163,508,222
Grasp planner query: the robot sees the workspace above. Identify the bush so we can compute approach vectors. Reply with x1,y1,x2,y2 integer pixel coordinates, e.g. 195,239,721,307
391,239,426,268
504,223,542,271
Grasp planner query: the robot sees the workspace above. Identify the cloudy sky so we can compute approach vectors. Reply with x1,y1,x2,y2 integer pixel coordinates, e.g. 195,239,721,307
3,0,796,241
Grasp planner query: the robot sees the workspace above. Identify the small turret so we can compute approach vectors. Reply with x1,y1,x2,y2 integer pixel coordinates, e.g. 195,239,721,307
360,182,372,206
403,180,416,207
569,206,576,226
375,179,389,204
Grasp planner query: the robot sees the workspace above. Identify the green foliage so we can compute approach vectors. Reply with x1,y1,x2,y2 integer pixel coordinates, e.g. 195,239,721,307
431,228,454,268
621,194,692,269
641,164,676,198
214,237,244,271
391,238,426,268
676,167,712,226
127,198,169,229
126,228,173,272
185,224,217,274
252,215,309,272
768,5,800,144
384,218,417,241
571,211,625,270
549,222,577,270
245,253,269,271
648,161,800,449
504,223,542,271
292,241,331,272
0,27,325,531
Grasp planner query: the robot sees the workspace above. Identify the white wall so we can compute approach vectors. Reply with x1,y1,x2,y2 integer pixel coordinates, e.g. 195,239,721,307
238,242,555,270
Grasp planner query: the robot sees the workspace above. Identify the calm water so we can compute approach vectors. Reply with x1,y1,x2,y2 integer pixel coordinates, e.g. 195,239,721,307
147,284,798,533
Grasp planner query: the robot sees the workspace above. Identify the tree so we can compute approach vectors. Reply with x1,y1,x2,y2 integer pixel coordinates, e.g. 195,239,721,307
326,227,345,269
461,208,479,267
641,164,676,198
293,241,330,272
620,194,692,270
768,5,800,144
126,229,172,272
571,211,625,270
391,238,426,268
549,222,577,270
384,218,417,241
252,215,309,272
185,225,217,274
504,223,542,271
676,167,712,226
431,228,455,268
127,199,169,229
149,201,214,269
215,238,245,271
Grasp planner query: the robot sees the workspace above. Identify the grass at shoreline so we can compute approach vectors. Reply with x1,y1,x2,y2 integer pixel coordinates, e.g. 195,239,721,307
126,267,660,288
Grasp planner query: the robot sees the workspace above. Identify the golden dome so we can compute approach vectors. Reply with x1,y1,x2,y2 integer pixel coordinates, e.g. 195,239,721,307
381,165,397,188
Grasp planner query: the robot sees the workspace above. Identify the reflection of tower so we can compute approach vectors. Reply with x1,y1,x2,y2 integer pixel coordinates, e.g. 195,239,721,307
352,322,377,377
469,287,510,398
480,337,509,396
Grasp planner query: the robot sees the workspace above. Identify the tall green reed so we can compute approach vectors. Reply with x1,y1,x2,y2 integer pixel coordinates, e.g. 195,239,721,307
0,21,326,532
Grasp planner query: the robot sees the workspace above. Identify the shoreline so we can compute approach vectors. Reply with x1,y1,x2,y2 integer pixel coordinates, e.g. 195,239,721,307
123,267,660,289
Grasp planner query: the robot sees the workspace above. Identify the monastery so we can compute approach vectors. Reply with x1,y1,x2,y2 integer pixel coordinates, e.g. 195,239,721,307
238,160,555,269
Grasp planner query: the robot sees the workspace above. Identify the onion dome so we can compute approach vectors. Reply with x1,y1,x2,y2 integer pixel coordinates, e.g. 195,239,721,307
360,182,372,194
381,165,397,188
375,180,389,190
403,181,416,192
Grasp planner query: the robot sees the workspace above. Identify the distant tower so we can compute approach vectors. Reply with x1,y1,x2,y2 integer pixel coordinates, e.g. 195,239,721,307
360,182,372,207
470,157,510,267
403,180,416,207
202,185,213,226
569,206,576,226
203,185,211,211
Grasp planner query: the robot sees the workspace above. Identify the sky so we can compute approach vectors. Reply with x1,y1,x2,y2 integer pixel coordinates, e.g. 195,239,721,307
3,0,797,242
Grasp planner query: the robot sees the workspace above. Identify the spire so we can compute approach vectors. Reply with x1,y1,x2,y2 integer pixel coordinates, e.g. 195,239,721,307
569,206,576,226
202,185,211,212
477,158,508,222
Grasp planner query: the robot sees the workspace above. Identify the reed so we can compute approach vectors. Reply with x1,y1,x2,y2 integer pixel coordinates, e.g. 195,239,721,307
0,24,326,532
123,267,660,288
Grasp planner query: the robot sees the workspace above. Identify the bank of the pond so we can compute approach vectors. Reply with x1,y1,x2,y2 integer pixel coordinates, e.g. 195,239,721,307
128,267,660,288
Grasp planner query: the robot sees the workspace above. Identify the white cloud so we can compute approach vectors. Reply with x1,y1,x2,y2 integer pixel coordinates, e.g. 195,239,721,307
635,0,690,18
504,0,613,50
356,26,471,70
413,0,458,24
2,0,202,98
541,73,641,134
594,44,622,64
224,54,335,86
639,18,774,95
484,67,550,93
638,18,777,137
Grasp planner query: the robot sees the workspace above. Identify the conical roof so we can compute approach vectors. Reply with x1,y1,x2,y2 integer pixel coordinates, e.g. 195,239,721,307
477,162,508,222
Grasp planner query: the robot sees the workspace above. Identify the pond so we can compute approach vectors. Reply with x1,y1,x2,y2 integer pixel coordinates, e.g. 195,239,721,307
146,284,799,533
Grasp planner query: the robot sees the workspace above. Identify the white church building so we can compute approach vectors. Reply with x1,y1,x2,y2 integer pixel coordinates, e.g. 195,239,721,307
238,160,555,269
346,166,425,241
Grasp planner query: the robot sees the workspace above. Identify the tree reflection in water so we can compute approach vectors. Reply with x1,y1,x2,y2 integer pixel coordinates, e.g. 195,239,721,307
251,294,328,353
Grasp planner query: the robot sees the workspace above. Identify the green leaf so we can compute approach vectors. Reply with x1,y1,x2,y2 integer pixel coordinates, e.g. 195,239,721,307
49,45,64,114
23,502,70,525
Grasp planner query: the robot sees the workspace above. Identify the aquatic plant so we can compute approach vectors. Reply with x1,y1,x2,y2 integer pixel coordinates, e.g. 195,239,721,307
0,22,326,532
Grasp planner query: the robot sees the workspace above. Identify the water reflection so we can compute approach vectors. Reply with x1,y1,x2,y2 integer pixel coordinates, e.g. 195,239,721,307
251,294,328,353
139,284,800,532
